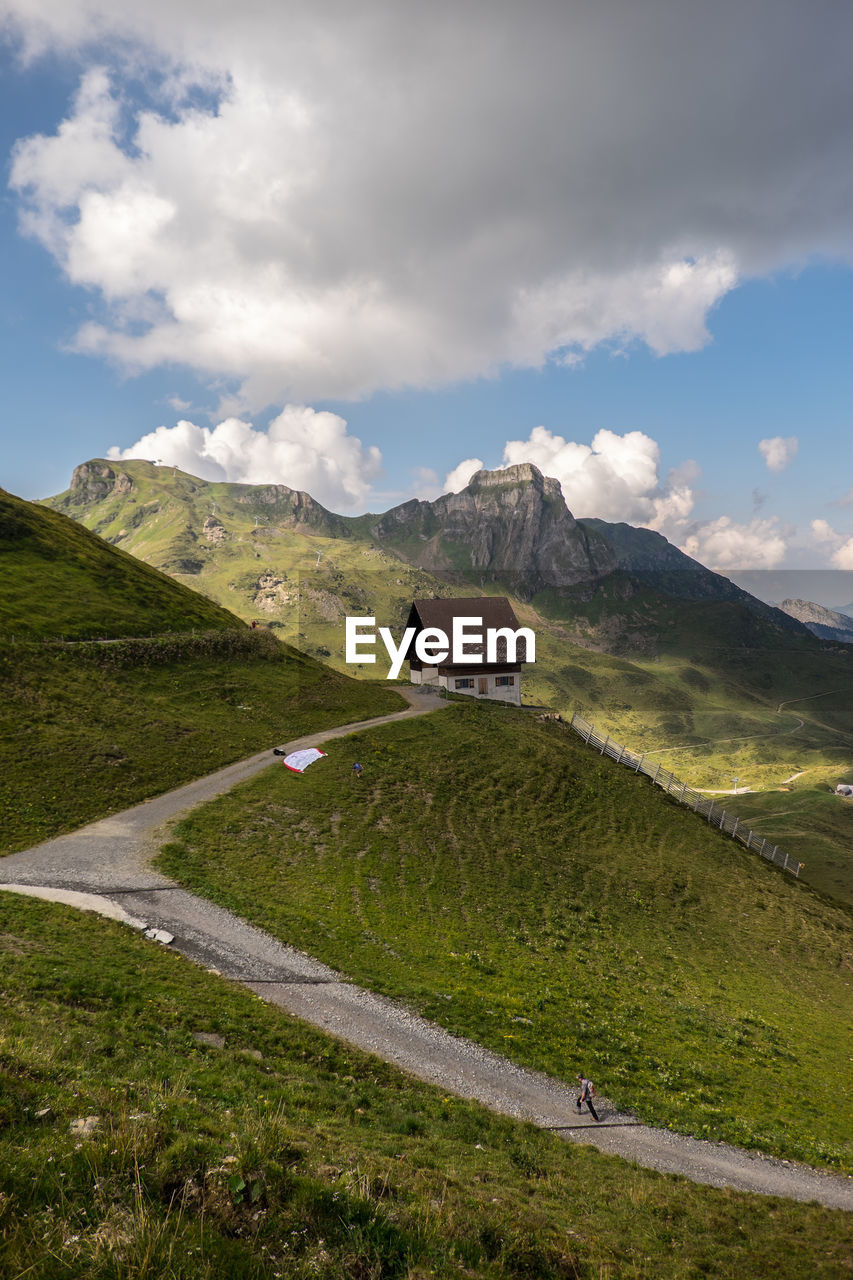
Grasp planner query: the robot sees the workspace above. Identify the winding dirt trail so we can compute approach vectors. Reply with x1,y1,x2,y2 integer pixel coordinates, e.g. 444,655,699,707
2,688,850,1210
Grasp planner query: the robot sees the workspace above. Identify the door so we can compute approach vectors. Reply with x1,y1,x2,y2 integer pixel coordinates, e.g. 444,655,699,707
478,677,488,694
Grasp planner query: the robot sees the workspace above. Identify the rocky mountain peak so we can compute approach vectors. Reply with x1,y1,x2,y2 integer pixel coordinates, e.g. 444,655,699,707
371,462,614,594
467,462,559,496
69,461,134,505
777,598,853,643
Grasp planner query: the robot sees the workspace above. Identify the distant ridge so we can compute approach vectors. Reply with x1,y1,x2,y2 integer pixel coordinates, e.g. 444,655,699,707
43,457,814,653
777,597,853,644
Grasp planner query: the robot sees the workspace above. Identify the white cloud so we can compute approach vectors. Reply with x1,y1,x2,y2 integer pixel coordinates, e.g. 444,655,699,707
512,254,737,363
498,426,696,533
808,518,853,568
833,539,853,570
811,518,838,544
106,406,381,510
7,3,853,406
681,516,787,570
443,458,484,494
758,436,799,473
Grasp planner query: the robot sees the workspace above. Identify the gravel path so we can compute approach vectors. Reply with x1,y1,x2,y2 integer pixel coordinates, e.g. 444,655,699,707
3,687,850,1211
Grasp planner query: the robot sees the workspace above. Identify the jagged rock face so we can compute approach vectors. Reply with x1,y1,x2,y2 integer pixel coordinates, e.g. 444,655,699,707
252,573,296,612
778,598,853,643
371,464,615,595
233,484,350,537
68,462,133,505
202,515,228,543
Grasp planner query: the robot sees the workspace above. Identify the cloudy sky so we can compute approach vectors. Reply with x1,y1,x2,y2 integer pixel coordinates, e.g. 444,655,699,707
2,1,853,591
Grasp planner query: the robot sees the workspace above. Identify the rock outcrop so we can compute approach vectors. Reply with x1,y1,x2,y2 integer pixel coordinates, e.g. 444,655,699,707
371,463,615,596
67,461,133,505
778,598,853,643
233,483,351,538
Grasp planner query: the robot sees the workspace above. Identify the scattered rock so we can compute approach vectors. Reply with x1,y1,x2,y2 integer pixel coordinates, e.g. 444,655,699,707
69,1116,100,1136
240,1048,263,1061
34,1106,53,1122
510,1015,533,1025
193,1031,225,1049
144,928,174,945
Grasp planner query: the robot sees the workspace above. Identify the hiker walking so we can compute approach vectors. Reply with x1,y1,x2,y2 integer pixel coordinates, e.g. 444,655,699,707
576,1074,600,1122
352,762,363,780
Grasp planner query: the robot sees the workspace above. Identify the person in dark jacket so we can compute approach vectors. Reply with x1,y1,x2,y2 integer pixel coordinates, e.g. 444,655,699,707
576,1074,600,1121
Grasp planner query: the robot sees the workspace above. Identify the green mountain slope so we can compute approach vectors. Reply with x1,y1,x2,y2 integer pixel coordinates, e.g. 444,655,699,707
4,893,847,1280
1,485,243,639
45,458,460,658
158,699,853,1172
1,486,403,853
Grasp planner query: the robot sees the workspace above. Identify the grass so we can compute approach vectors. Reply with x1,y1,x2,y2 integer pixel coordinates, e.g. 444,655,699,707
0,630,403,856
1,486,241,640
522,619,853,903
1,892,850,1280
157,700,853,1174
727,782,853,908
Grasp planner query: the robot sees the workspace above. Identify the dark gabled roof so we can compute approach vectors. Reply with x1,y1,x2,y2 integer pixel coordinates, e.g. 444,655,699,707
406,597,528,663
409,596,520,631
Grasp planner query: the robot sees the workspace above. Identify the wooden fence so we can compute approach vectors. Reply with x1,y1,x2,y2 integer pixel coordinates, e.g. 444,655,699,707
568,712,802,877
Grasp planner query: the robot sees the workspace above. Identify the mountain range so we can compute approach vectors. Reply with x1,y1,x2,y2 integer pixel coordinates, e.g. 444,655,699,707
47,456,809,648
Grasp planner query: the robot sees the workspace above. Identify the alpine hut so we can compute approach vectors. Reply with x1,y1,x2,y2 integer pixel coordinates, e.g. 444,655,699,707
404,596,531,705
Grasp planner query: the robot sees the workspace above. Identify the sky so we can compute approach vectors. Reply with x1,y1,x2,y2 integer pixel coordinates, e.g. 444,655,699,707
2,1,853,601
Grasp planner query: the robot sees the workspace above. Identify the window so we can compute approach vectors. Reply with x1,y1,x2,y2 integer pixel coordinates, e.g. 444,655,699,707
495,675,515,687
455,678,474,689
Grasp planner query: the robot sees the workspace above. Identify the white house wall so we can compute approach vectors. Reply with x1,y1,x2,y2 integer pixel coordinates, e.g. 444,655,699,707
438,673,521,705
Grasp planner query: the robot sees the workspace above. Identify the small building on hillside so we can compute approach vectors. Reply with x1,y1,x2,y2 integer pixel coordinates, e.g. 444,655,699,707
405,596,531,705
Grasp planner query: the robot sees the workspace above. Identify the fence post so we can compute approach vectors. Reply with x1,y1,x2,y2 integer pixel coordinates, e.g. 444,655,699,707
707,802,714,823
719,810,726,829
616,745,625,764
731,816,739,837
585,723,594,744
635,754,644,773
679,781,686,801
652,763,661,785
760,838,767,858
600,734,609,755
693,792,701,811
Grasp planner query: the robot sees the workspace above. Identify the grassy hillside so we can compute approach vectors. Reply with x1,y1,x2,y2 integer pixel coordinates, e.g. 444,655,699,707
0,631,402,856
726,783,853,908
1,486,241,639
43,459,452,658
158,700,853,1173
2,893,849,1280
1,484,402,854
